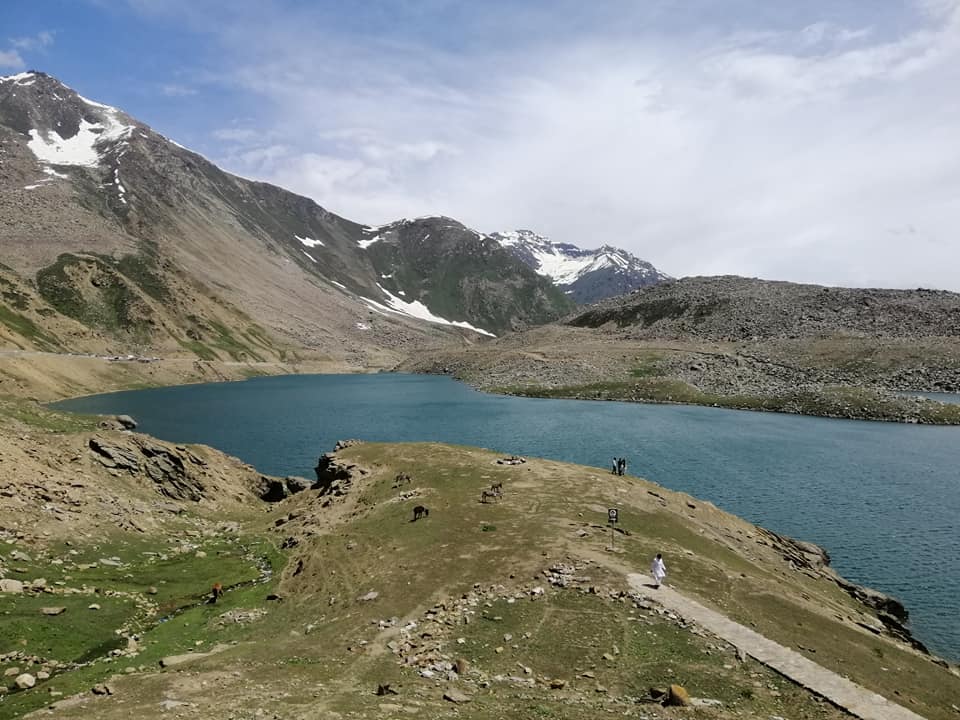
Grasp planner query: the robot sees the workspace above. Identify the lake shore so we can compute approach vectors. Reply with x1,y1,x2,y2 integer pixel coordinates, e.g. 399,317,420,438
398,329,960,425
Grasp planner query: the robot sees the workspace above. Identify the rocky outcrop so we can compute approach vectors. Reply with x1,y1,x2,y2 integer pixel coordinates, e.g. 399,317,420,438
313,440,369,497
759,529,831,571
88,435,284,507
89,435,207,501
759,528,924,652
256,475,313,502
833,577,923,651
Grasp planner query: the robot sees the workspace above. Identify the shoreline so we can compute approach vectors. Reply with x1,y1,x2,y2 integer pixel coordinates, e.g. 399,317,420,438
9,361,960,662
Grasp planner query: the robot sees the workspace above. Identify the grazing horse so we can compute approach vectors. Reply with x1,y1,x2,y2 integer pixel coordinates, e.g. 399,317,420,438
394,472,412,488
480,489,500,503
489,481,503,496
412,505,429,521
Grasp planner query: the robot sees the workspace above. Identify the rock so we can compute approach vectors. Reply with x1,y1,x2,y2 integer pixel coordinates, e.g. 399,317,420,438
358,591,379,602
160,653,204,668
4,668,20,677
147,586,158,595
40,607,66,616
376,683,399,696
91,683,114,695
36,671,50,681
15,673,36,689
665,684,691,707
691,698,724,708
115,414,137,430
0,579,24,594
88,603,101,610
10,550,31,562
455,658,469,676
443,689,472,704
550,679,566,689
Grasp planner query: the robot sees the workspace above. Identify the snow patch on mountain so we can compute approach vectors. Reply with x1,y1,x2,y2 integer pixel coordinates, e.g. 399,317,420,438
1,72,37,86
358,225,384,249
296,235,324,248
27,115,133,168
363,284,496,337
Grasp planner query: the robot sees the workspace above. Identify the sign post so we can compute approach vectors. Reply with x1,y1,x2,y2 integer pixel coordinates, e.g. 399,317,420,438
607,508,619,552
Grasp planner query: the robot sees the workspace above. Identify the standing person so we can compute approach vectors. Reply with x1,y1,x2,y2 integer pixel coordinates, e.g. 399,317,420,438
621,457,628,476
651,553,667,588
612,458,618,475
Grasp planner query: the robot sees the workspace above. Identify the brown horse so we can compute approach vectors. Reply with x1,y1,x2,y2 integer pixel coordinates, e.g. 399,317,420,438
490,481,503,496
412,505,429,521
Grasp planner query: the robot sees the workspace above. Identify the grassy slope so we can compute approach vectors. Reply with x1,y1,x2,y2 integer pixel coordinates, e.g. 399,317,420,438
1,422,956,719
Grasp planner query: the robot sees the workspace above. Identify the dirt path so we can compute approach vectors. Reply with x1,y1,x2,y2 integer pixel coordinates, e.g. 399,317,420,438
626,574,927,720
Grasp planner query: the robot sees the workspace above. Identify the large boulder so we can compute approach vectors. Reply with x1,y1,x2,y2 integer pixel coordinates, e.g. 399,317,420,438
0,579,24,594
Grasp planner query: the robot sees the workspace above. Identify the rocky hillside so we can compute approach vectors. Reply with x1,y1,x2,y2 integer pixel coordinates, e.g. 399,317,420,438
403,275,960,424
1,425,956,719
491,229,670,304
569,275,960,340
365,218,573,334
0,71,571,365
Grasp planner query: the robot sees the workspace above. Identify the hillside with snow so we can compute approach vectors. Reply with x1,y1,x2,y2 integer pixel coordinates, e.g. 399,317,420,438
490,230,670,304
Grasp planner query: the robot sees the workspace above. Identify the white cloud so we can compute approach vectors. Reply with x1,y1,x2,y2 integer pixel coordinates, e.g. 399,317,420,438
0,50,24,69
212,127,259,142
160,83,198,96
136,0,960,291
9,31,55,51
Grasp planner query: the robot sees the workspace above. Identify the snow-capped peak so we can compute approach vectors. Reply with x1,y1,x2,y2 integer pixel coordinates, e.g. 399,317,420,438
6,71,137,169
489,229,671,304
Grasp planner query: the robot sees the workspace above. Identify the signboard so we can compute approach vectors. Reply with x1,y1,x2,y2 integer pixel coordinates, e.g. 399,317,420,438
607,508,619,524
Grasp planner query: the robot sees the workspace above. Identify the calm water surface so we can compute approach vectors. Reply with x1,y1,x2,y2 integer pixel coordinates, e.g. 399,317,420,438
56,374,960,660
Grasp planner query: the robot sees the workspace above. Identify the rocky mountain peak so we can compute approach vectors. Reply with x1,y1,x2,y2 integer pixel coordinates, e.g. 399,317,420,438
0,70,139,170
489,229,671,305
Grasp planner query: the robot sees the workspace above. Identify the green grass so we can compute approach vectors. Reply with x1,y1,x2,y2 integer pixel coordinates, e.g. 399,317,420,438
207,321,266,362
0,305,62,352
1,441,956,719
176,338,219,361
35,253,152,343
0,594,136,663
0,534,282,717
0,400,99,433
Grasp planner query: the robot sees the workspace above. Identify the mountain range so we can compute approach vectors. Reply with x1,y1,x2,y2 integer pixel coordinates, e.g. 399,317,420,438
0,71,668,363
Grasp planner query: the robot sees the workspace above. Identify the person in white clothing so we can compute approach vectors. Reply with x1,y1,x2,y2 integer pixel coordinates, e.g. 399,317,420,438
651,553,667,588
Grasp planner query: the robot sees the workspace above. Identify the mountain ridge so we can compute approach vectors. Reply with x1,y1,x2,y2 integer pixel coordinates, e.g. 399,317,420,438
0,71,574,362
490,228,671,304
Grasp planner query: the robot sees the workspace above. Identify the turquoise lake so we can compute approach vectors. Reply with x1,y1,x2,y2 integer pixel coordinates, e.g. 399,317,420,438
55,373,960,660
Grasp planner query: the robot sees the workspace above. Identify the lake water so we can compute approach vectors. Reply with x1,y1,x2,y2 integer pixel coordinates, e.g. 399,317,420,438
55,373,960,660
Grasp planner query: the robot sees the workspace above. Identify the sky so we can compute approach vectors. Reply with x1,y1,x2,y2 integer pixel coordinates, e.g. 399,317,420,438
3,0,960,289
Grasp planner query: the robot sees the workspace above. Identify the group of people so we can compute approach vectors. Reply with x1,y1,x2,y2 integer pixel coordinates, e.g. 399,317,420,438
611,456,628,475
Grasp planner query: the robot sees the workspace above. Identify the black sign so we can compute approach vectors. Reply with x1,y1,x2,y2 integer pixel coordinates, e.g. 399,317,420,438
608,508,619,524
